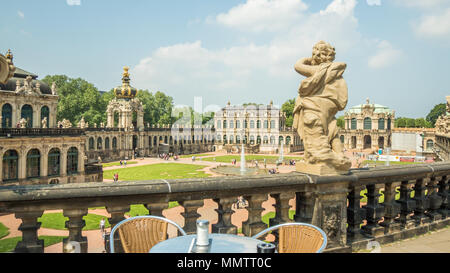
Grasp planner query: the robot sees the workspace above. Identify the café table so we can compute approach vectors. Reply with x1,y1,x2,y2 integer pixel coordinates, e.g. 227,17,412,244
149,234,269,253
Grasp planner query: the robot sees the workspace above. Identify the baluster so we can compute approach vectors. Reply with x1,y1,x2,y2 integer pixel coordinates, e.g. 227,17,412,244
426,177,443,221
180,200,203,234
347,185,366,242
242,194,268,237
212,197,237,234
106,204,130,253
438,176,449,219
270,192,295,227
294,191,315,223
412,178,430,225
396,180,416,229
63,208,88,253
145,202,168,217
380,182,401,234
14,210,44,253
362,184,385,237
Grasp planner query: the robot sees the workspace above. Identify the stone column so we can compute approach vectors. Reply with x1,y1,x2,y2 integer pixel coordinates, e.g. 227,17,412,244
19,149,27,180
63,209,88,253
106,205,129,253
61,149,67,176
242,194,267,237
380,182,401,234
270,192,295,226
78,146,85,174
14,210,44,253
180,200,203,234
41,147,48,178
212,197,237,234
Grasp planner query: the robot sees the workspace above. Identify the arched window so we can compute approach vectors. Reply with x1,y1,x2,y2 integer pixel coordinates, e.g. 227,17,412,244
229,135,234,144
426,140,434,150
236,120,240,129
279,136,284,145
223,120,227,129
351,118,357,130
2,103,12,128
223,135,227,144
250,135,255,144
236,135,240,144
270,136,275,144
217,120,221,129
286,136,291,145
264,120,268,129
170,136,173,145
153,136,158,146
250,120,255,129
229,120,234,129
263,136,269,144
89,137,95,150
340,135,345,144
97,137,103,150
257,135,261,144
26,149,40,178
21,104,33,128
41,106,50,128
378,118,385,130
165,136,168,144
387,118,392,130
105,137,110,150
364,118,372,130
244,120,248,128
257,120,261,129
113,137,118,149
67,147,78,174
2,150,18,181
48,148,60,176
217,135,221,143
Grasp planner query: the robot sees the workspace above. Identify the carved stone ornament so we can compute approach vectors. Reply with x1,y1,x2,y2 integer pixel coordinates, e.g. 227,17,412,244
0,50,15,84
293,41,351,175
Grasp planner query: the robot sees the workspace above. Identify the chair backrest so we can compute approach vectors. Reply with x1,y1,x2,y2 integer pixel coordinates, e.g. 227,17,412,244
252,223,327,253
109,216,187,253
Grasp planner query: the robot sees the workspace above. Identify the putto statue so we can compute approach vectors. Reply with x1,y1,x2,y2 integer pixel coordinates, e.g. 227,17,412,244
19,118,27,128
42,117,48,128
293,41,351,175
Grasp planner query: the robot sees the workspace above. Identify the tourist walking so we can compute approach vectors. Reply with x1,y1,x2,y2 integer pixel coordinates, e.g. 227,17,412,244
100,218,106,233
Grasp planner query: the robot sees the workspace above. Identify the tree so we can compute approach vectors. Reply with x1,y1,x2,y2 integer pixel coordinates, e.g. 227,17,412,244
42,75,107,126
396,118,406,128
281,98,296,127
426,103,446,127
337,116,345,129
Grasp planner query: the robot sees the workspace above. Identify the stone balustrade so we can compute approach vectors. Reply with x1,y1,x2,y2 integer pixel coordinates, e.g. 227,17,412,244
0,128,85,137
0,162,449,253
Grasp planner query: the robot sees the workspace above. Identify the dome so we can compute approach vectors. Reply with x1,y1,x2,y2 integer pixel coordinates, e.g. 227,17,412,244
346,99,394,115
0,67,53,95
114,66,138,99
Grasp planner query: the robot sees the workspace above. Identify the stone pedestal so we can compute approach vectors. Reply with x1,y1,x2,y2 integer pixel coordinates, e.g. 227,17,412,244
296,162,350,176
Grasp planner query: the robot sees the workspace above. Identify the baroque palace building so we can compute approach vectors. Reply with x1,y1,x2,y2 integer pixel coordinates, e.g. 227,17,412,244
339,99,395,151
0,51,215,185
214,101,303,154
434,96,450,161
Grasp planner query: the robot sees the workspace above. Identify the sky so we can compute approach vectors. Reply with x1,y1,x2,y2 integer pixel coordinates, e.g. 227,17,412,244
1,0,450,118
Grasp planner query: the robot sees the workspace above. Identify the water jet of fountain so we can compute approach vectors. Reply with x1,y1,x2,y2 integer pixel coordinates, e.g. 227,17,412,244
240,143,246,173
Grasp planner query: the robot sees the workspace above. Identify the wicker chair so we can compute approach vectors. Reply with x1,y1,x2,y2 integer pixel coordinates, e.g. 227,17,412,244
251,223,327,253
109,216,187,253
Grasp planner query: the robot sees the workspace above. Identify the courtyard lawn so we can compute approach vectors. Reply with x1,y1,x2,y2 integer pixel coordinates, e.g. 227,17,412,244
103,163,211,181
363,160,424,166
179,153,214,158
202,155,302,164
0,236,66,253
0,222,9,239
102,161,138,168
38,213,111,230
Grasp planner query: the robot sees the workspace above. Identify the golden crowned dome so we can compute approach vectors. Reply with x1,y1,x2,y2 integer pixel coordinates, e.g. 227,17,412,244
114,66,138,99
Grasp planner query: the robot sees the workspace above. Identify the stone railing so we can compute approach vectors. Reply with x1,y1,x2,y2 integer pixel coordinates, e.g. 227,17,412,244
0,162,449,253
0,128,85,137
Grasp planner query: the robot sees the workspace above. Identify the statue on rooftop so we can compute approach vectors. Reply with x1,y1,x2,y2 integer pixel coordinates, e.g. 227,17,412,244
42,117,48,129
293,41,351,175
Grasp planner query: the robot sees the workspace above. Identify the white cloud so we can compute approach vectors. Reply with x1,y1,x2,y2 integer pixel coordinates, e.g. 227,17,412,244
132,0,363,104
368,40,403,69
67,0,81,6
366,0,381,6
17,11,24,19
214,0,308,32
415,8,450,38
394,0,448,9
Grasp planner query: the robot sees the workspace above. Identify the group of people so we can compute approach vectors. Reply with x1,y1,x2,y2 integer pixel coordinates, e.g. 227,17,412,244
119,160,127,167
112,173,119,182
288,159,296,166
159,153,177,161
268,168,279,174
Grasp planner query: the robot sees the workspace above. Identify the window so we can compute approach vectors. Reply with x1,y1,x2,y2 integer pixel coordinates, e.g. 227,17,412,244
217,120,221,129
41,106,49,128
236,135,241,144
244,120,248,128
257,136,261,144
387,118,391,130
97,137,103,150
2,104,12,128
67,147,78,174
286,136,291,145
229,135,234,144
279,136,284,145
229,120,234,129
223,120,227,129
426,140,434,149
236,120,240,129
250,120,255,129
340,135,345,144
257,120,261,129
2,150,18,181
264,120,268,129
351,118,357,130
223,135,227,144
26,149,40,178
271,120,276,129
105,137,110,149
48,148,60,177
378,118,385,130
89,138,95,150
113,137,118,149
270,136,275,144
250,135,255,144
21,104,33,128
364,118,372,130
263,136,269,144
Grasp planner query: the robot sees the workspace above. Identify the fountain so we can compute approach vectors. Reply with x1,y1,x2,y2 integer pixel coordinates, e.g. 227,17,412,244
211,140,268,176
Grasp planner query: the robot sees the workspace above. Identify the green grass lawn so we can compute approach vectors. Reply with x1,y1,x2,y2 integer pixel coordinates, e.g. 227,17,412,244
102,161,138,168
0,236,67,253
103,163,211,181
0,222,9,239
261,210,296,226
363,160,424,166
38,213,111,230
203,155,302,164
179,153,214,158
